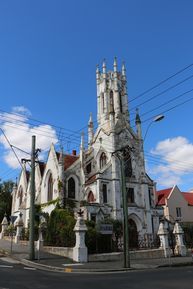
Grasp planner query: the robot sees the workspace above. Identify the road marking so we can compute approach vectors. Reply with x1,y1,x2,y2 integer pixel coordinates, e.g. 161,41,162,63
23,267,36,270
65,268,72,273
0,265,13,268
62,263,83,266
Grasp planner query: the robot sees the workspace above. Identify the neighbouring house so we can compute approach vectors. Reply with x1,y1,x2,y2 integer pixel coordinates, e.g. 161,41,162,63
156,185,193,224
11,58,162,246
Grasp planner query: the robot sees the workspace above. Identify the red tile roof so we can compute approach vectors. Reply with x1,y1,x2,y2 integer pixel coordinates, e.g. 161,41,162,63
156,188,193,206
182,192,193,206
64,154,79,170
56,151,79,170
156,188,173,205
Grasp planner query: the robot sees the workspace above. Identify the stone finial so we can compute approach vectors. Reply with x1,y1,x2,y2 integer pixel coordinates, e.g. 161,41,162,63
173,221,184,235
122,61,126,78
102,59,106,74
1,214,8,226
113,57,117,72
157,221,168,236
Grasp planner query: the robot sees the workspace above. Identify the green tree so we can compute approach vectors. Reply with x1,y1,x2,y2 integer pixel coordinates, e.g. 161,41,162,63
0,180,14,222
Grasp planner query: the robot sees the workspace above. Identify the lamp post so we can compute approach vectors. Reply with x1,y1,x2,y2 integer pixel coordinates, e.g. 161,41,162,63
143,115,164,142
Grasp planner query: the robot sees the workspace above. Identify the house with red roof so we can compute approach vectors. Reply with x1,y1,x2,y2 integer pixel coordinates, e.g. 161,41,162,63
156,185,193,224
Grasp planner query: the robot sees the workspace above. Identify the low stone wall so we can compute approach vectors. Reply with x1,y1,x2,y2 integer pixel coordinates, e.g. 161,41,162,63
88,249,165,262
43,246,73,259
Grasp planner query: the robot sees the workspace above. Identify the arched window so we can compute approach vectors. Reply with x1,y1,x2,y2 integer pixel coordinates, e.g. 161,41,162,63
101,93,105,113
87,191,95,203
119,92,123,113
48,174,53,201
110,90,114,112
100,152,107,169
102,184,107,203
68,177,75,199
123,151,132,177
18,186,23,206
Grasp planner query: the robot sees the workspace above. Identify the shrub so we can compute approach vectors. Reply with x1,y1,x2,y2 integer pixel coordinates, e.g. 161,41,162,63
45,208,76,247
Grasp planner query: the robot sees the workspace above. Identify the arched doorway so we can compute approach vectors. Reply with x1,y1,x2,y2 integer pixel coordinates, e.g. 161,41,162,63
128,219,138,249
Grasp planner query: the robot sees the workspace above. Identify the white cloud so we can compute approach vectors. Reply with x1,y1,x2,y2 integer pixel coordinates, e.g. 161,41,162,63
148,136,193,188
0,107,58,169
12,106,31,116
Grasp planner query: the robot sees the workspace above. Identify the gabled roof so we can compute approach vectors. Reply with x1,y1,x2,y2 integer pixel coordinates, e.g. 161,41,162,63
156,187,193,206
183,192,193,206
156,188,173,205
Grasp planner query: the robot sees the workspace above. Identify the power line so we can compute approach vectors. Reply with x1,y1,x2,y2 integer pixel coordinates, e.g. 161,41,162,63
0,127,23,170
130,73,193,112
130,87,193,122
129,63,193,103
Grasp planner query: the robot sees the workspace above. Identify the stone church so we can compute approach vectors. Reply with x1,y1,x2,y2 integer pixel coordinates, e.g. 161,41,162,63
11,58,161,244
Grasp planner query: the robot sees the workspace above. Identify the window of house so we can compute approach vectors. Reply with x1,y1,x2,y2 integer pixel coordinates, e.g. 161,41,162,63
102,184,107,203
100,152,107,169
88,191,95,203
127,188,135,204
48,174,53,201
176,207,182,218
68,177,75,199
86,162,92,174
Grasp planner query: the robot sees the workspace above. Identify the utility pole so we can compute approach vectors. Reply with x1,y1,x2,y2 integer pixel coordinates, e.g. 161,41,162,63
29,135,36,260
113,146,130,268
120,155,130,268
22,136,40,260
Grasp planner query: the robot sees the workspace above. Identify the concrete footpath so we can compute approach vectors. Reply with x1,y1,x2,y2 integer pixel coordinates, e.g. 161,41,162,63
0,239,192,273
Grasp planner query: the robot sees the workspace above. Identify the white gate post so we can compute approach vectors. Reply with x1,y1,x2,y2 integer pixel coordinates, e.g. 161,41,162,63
173,221,187,256
157,221,170,258
73,210,88,263
0,214,8,239
15,213,24,243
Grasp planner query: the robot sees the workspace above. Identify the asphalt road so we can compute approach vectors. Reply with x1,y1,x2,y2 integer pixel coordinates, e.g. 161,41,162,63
0,257,193,289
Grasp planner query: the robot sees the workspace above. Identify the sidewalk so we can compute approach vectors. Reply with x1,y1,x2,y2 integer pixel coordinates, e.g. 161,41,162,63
0,239,192,273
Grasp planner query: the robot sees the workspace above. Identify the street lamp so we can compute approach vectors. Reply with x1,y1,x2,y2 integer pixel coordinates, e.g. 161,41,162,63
143,114,164,142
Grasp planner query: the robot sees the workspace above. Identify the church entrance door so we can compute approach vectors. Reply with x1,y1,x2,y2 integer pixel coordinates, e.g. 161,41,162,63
128,219,138,249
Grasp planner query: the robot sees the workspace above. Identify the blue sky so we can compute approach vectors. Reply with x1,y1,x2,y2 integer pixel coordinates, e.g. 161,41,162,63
0,0,193,190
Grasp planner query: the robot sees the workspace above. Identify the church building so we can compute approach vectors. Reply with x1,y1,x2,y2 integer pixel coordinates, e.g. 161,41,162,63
11,58,161,245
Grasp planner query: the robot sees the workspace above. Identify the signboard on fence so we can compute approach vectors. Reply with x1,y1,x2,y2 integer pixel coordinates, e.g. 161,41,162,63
99,224,113,235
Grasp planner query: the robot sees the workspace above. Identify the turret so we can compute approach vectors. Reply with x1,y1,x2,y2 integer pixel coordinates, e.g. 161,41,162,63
121,61,129,120
135,108,142,139
88,113,94,146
